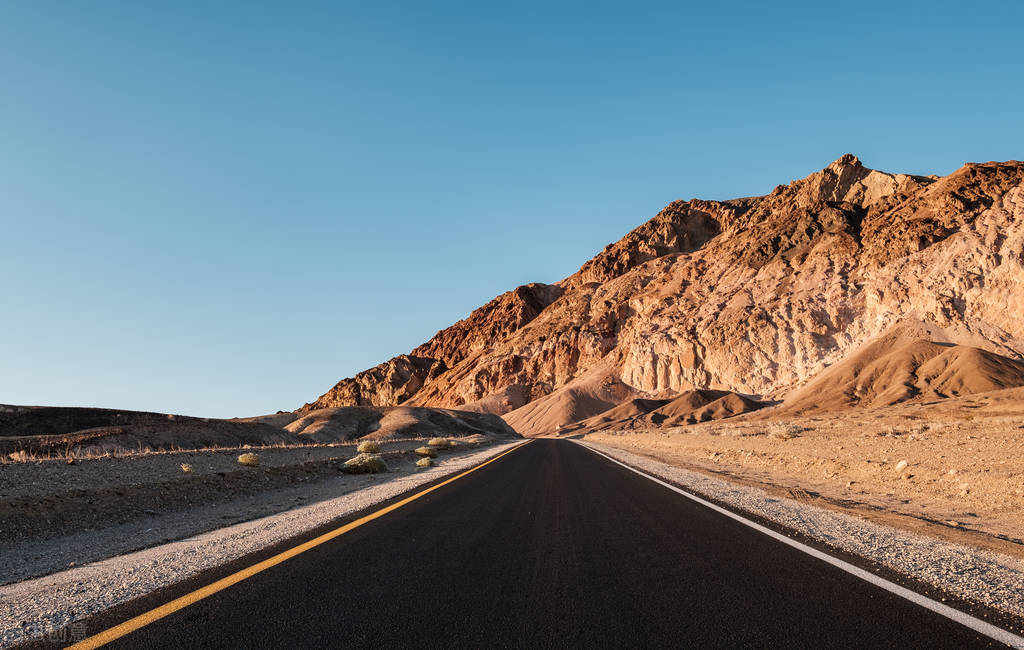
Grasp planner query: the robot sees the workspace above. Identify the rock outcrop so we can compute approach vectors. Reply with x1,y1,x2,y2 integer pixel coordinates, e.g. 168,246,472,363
305,155,1024,434
302,354,447,411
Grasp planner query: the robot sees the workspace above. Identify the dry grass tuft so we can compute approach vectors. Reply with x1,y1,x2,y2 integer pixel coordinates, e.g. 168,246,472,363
237,452,260,467
415,457,434,468
357,440,381,454
415,446,438,458
180,463,193,473
767,423,802,440
342,453,388,474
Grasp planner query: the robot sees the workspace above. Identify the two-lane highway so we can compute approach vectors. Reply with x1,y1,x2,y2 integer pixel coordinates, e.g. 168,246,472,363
67,440,1011,648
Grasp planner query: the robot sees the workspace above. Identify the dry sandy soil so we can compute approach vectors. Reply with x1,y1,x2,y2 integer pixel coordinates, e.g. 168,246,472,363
581,391,1024,560
0,434,497,586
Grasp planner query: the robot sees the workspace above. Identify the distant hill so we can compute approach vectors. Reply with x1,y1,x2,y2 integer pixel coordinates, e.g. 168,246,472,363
0,403,517,458
781,333,1024,414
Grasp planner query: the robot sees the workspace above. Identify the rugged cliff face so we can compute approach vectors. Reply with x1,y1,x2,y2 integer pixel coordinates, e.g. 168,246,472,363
304,155,1024,433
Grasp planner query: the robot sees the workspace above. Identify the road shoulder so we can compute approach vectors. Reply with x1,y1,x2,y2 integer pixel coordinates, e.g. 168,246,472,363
0,441,521,649
576,439,1024,632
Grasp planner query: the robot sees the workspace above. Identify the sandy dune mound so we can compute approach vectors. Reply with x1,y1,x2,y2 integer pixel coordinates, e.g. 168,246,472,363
644,390,767,426
537,389,767,435
552,398,672,435
502,370,638,436
782,337,1024,414
576,398,673,428
285,406,518,442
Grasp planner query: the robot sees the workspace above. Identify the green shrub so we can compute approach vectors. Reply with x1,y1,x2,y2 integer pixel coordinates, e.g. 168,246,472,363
414,446,437,458
342,453,388,474
357,440,381,453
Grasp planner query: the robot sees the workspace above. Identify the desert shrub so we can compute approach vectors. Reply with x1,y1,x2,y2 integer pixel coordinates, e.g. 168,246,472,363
181,463,194,473
237,452,260,466
415,457,434,468
414,446,437,458
427,437,450,449
767,423,801,440
357,440,381,454
342,453,388,474
448,440,458,448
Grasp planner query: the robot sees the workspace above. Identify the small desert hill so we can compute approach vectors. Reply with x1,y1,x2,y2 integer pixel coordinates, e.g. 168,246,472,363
502,370,639,436
643,390,767,426
274,406,517,443
781,336,1024,414
0,403,518,459
0,404,293,458
555,389,768,436
570,397,673,430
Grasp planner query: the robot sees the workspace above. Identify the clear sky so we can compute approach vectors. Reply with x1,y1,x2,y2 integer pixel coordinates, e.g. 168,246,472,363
2,1,1022,417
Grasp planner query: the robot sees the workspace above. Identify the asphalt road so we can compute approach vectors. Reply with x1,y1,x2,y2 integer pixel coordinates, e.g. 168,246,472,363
73,439,1004,648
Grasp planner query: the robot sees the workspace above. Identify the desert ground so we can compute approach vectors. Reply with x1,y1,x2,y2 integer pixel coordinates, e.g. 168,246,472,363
577,388,1024,558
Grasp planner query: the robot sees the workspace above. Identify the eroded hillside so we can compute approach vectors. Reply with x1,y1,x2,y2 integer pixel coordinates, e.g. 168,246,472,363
306,155,1024,434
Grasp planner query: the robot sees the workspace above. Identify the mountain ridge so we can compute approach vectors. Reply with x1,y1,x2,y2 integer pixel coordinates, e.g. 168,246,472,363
304,155,1024,434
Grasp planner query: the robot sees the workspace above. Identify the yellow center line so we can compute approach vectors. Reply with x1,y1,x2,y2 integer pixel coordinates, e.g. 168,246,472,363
68,440,533,650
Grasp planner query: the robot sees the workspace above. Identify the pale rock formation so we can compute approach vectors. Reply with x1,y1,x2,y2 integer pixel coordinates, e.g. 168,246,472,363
304,155,1024,434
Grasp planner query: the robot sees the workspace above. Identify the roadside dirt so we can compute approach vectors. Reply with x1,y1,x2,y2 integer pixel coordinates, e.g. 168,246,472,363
0,437,493,585
582,406,1024,561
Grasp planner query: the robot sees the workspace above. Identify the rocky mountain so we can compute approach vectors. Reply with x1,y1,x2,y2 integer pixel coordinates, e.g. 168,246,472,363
305,155,1024,434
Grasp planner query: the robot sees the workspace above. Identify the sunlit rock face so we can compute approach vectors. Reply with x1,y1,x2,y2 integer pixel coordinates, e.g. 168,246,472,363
304,155,1024,431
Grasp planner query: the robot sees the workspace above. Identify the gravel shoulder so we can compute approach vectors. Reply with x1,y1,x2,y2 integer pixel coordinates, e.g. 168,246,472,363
577,439,1024,623
0,440,521,648
581,406,1024,560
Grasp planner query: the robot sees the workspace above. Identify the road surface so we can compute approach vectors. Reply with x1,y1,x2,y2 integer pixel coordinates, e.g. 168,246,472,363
66,439,1009,648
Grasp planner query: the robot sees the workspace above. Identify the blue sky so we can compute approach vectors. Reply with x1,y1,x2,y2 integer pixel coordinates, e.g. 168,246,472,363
2,1,1022,417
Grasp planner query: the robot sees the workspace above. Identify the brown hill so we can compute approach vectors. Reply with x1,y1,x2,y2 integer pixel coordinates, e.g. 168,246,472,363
781,334,1024,414
502,370,637,435
280,406,517,442
303,155,1024,434
0,405,293,458
550,389,767,436
644,390,767,426
571,397,672,430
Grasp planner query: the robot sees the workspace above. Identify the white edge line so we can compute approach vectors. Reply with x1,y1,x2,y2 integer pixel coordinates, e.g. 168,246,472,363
574,440,1024,649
